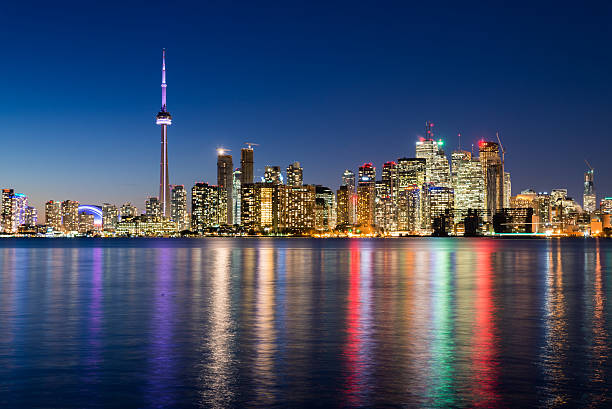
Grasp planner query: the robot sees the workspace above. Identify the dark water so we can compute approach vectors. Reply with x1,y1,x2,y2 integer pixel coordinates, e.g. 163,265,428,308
1,238,611,408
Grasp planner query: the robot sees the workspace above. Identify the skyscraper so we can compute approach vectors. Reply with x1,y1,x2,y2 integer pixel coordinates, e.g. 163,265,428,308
479,141,504,220
286,162,303,186
583,168,596,213
102,203,119,231
61,200,79,232
357,163,376,229
120,202,138,218
1,189,15,233
45,201,62,232
191,183,227,232
240,146,254,185
217,150,234,224
146,197,162,217
156,49,172,217
336,185,351,226
342,170,356,192
415,122,451,187
12,193,28,229
232,169,242,226
452,150,484,222
171,185,189,230
24,206,37,226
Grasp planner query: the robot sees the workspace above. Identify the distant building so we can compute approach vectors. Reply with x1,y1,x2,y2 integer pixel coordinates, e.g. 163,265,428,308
45,201,62,232
600,197,612,214
279,184,316,231
357,164,376,229
145,197,162,218
336,185,351,226
240,147,254,185
452,150,484,222
232,169,242,226
428,186,454,234
171,185,189,230
416,122,451,187
1,189,15,233
120,202,138,218
479,141,503,221
102,203,119,231
264,166,282,184
191,182,227,232
24,206,37,226
78,213,95,234
342,170,356,193
286,162,303,187
315,185,335,230
583,169,596,213
61,200,79,232
217,151,234,224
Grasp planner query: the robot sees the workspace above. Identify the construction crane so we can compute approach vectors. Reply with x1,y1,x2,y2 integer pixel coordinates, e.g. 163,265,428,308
244,142,259,150
585,159,594,171
216,146,231,155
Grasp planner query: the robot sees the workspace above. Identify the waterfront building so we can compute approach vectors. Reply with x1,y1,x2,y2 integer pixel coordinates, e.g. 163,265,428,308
286,162,303,186
357,164,376,229
102,203,119,231
217,150,233,224
583,169,596,213
120,202,138,218
279,184,316,231
156,49,172,217
397,185,422,232
45,201,62,232
171,185,189,230
264,166,282,184
12,193,28,229
493,208,534,233
336,185,351,226
24,206,37,226
61,200,79,232
479,141,504,221
396,158,426,188
232,169,241,225
452,150,484,222
78,213,95,234
145,197,162,217
504,172,511,208
192,182,227,232
1,189,15,233
428,186,454,234
315,185,335,230
116,216,178,237
381,161,397,199
601,197,612,214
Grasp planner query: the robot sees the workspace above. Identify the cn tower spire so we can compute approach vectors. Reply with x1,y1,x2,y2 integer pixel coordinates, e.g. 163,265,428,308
161,48,167,112
156,49,172,217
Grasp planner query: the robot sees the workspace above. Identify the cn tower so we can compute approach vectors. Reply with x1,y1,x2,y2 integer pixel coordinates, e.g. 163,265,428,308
156,49,172,217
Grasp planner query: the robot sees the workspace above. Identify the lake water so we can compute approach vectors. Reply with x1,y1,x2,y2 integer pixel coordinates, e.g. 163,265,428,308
0,238,611,408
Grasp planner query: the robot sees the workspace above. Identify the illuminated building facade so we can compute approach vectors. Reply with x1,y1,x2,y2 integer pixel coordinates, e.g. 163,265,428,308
145,197,162,218
357,163,376,228
191,182,227,232
12,193,28,229
264,166,282,184
24,206,37,226
1,189,15,233
102,203,119,231
240,147,254,184
479,141,503,221
583,169,596,213
315,185,335,230
452,150,484,221
120,202,138,218
61,200,79,232
45,201,62,231
116,217,178,236
342,170,356,192
601,197,612,214
156,49,172,217
279,184,316,231
504,172,511,208
397,186,421,232
217,151,233,224
416,122,450,187
428,186,454,233
286,162,303,186
232,169,241,225
78,213,95,234
171,185,189,230
336,185,350,226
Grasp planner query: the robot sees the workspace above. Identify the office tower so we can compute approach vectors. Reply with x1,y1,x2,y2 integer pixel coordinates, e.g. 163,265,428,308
396,158,426,188
145,197,162,218
279,185,316,231
479,141,504,220
428,186,455,233
264,166,282,184
415,122,451,187
535,193,552,230
315,185,335,230
240,183,256,229
45,201,62,231
342,170,356,192
336,185,351,226
232,169,242,225
217,150,234,224
600,198,612,214
191,183,227,232
397,186,422,232
286,162,303,186
452,150,484,221
61,200,79,232
357,164,376,228
375,180,396,231
171,185,189,230
156,49,172,217
551,189,568,203
78,213,95,234
240,146,254,184
503,172,511,208
102,203,119,231
120,202,138,218
381,161,397,198
1,189,15,233
257,184,275,228
583,169,596,213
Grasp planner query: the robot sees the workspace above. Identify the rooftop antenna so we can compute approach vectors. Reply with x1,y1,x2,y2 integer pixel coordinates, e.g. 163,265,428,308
495,131,506,166
245,142,259,149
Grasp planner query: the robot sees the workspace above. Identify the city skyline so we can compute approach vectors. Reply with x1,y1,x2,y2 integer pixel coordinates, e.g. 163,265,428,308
1,2,611,214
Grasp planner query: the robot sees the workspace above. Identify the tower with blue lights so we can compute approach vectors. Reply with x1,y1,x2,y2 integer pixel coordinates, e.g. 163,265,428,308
156,49,172,217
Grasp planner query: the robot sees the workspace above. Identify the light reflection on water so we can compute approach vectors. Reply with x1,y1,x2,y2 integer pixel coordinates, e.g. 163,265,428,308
0,238,612,407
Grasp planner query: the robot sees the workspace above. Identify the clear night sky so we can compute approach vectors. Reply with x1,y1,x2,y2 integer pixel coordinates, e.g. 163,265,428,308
1,1,611,214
